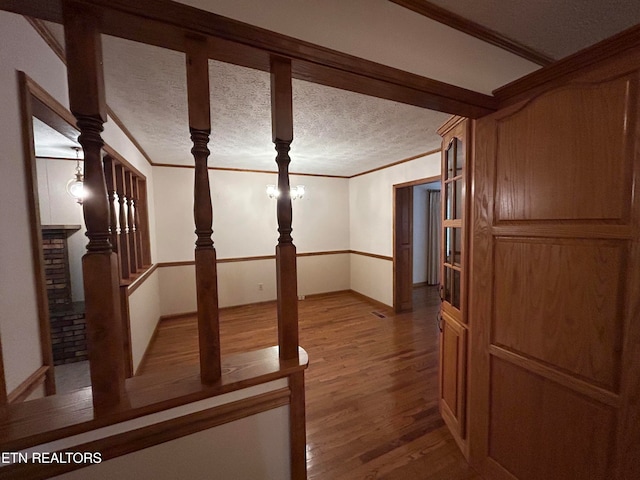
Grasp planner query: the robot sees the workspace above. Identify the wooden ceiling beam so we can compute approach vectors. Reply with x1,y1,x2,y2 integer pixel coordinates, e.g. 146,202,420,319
0,0,497,118
389,0,554,67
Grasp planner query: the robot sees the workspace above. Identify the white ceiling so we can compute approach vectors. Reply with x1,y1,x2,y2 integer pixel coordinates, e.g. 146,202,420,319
32,117,81,159
35,1,640,176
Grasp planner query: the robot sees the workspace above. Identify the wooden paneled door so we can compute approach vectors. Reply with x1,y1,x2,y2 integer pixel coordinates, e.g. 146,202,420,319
394,185,413,312
469,65,640,479
437,116,471,456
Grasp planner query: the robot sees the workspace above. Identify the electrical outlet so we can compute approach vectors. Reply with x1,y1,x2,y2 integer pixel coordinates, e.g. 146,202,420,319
258,283,263,291
298,295,305,300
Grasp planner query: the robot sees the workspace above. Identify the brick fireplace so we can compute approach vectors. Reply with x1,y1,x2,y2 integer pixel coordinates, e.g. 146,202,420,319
41,225,88,365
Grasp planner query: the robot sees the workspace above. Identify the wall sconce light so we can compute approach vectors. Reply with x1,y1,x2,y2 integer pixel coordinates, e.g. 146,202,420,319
266,185,305,200
66,147,85,205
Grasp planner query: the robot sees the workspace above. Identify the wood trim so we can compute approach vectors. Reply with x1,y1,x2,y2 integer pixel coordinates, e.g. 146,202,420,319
349,149,441,178
349,250,393,262
389,0,552,66
298,250,350,257
394,174,441,189
413,281,429,288
0,333,6,405
24,16,66,63
153,162,349,179
348,289,393,312
19,71,56,397
25,16,157,169
133,315,162,376
0,388,291,480
289,371,307,479
106,106,154,167
489,345,620,408
102,144,146,180
491,224,633,240
494,23,640,103
0,346,308,452
219,255,274,264
126,263,159,296
159,311,198,322
156,250,353,268
4,0,497,117
157,260,195,268
7,366,49,404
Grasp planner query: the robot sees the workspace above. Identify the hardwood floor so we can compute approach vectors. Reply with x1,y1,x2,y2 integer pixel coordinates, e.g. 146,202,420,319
138,287,482,480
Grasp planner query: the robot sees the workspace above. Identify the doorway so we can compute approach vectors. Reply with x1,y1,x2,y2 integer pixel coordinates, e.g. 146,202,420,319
393,176,441,313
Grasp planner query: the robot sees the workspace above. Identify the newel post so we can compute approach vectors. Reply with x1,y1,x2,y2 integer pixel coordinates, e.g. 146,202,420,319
63,0,126,410
185,36,221,384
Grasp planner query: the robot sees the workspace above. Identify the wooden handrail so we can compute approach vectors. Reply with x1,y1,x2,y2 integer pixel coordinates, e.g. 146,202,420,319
0,346,308,452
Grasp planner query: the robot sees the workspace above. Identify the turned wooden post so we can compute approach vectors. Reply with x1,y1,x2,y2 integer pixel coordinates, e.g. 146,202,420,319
271,56,299,361
103,155,120,259
125,171,139,275
63,0,125,410
186,36,221,384
115,164,130,280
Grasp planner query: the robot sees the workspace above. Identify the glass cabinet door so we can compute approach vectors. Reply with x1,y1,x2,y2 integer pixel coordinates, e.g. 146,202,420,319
442,138,464,313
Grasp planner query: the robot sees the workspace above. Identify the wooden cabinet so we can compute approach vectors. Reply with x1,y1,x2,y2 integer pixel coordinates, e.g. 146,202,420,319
437,116,471,455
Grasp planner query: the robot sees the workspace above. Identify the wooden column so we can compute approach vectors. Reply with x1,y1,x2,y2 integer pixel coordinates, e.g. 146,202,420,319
186,36,221,384
63,0,125,410
115,164,130,280
271,56,299,361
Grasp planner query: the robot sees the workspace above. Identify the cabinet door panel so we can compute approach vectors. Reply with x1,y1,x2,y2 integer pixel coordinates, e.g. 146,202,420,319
440,311,467,439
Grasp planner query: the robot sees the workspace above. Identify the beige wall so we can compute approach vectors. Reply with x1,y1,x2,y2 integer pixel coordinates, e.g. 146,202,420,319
349,152,440,305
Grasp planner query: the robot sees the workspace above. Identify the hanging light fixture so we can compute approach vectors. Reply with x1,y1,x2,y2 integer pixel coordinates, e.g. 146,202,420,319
66,147,85,205
266,184,305,200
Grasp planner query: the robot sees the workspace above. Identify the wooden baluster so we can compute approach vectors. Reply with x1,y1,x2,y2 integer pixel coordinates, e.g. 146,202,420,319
132,177,144,270
115,164,130,280
125,171,139,275
186,36,221,384
270,56,299,361
137,179,152,266
103,155,120,263
63,0,125,410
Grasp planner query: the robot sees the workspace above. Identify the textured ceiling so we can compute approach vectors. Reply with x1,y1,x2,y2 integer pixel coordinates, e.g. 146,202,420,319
36,0,640,175
100,35,449,176
426,0,640,60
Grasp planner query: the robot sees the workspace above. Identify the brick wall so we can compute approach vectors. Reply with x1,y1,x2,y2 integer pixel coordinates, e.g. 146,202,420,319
50,305,88,365
42,226,87,365
43,233,72,308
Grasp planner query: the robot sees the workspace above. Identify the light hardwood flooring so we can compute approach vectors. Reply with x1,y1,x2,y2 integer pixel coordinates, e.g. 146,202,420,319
138,287,482,480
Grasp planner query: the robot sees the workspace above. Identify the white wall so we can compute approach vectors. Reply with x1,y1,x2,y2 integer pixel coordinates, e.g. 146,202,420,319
154,167,350,313
0,12,70,395
0,10,159,395
36,158,87,302
349,152,440,305
128,270,162,372
53,407,290,480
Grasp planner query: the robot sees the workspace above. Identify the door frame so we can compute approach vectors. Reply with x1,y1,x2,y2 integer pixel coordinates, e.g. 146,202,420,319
393,175,440,313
